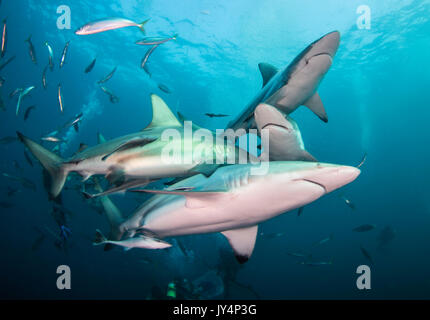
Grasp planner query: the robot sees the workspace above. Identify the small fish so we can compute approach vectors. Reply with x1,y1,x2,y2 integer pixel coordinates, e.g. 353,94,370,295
357,153,367,169
57,84,64,112
59,41,70,68
0,201,13,208
93,229,171,250
205,113,230,118
2,173,37,191
353,224,376,233
16,86,35,116
141,44,159,69
360,246,373,264
45,42,54,71
287,252,310,258
340,195,355,210
158,83,171,94
41,136,65,143
97,67,117,84
100,86,119,103
0,75,5,87
25,35,37,64
313,233,334,247
75,18,150,35
62,112,83,130
377,226,396,246
9,87,22,99
0,55,15,71
259,232,285,239
85,58,96,73
31,232,46,252
0,136,18,144
135,34,177,46
300,260,333,267
24,150,34,167
24,105,36,121
1,19,7,58
42,65,48,89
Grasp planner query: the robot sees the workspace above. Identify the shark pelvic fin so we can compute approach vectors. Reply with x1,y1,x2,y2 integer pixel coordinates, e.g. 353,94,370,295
303,92,328,123
221,225,259,264
258,63,278,87
144,94,182,130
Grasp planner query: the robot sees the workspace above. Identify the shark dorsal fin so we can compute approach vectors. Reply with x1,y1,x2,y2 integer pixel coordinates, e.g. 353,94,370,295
258,63,278,87
145,94,182,130
97,132,107,144
221,225,258,264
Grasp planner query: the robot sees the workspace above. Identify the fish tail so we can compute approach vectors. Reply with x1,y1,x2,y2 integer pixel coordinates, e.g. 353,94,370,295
25,35,31,42
93,229,108,246
173,33,179,40
16,132,68,198
138,19,150,34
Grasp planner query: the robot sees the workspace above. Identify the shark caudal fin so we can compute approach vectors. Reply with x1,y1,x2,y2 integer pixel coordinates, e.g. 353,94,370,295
17,132,67,198
93,229,108,246
93,177,125,251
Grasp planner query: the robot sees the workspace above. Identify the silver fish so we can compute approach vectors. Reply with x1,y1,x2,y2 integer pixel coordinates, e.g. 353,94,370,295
75,18,149,35
97,67,117,84
141,45,159,69
1,19,7,58
59,41,70,68
25,35,37,64
135,34,177,46
45,42,54,71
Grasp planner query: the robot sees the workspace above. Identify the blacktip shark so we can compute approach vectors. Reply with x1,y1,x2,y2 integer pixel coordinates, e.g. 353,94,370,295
227,31,340,131
17,94,254,198
120,161,360,263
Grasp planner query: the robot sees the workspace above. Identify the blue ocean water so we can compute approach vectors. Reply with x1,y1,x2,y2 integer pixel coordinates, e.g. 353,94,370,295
0,0,429,299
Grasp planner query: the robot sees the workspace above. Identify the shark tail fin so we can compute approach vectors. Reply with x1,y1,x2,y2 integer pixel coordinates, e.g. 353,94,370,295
93,229,108,246
303,92,328,123
17,132,68,198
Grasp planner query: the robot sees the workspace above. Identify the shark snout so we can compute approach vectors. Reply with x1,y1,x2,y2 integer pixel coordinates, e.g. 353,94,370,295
302,164,360,193
313,31,340,58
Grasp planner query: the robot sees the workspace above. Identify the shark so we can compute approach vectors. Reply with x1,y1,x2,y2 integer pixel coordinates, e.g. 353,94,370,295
254,103,316,162
17,94,254,198
118,160,360,263
227,31,340,131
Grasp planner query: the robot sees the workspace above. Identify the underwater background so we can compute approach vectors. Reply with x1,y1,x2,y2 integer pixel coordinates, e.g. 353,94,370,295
1,0,430,299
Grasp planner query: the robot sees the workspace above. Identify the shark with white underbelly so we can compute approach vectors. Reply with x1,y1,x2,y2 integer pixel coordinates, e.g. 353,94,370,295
117,160,360,263
17,94,254,198
227,31,340,131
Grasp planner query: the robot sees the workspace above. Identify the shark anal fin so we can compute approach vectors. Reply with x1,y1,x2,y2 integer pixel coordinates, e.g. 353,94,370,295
303,92,328,123
222,225,258,264
258,63,278,87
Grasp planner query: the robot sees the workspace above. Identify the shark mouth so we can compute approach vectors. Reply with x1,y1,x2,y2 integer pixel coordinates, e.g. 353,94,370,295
297,178,328,193
261,123,291,132
306,52,333,64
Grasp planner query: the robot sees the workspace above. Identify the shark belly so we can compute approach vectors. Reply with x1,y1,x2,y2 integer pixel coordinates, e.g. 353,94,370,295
140,179,326,238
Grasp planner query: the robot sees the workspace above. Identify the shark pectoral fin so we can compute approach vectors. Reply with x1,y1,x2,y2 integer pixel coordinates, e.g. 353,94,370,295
258,63,278,87
101,137,157,161
221,225,259,264
144,94,182,130
303,92,328,123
